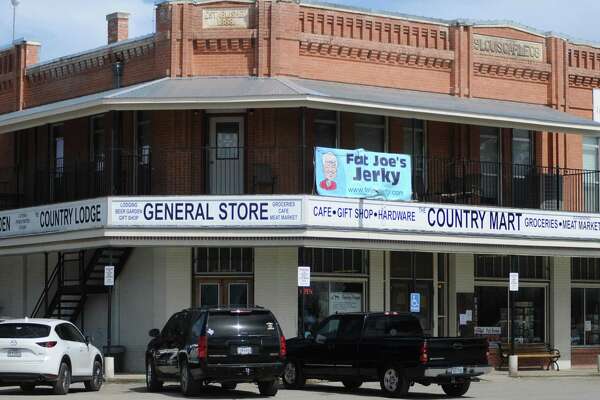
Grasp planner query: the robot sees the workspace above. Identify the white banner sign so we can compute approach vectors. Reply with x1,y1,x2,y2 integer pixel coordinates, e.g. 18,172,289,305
475,326,502,335
0,199,106,238
306,197,600,241
3,195,600,245
109,197,302,227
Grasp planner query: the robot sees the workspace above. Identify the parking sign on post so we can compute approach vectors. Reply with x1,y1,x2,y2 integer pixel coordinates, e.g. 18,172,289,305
104,265,115,287
410,292,420,313
509,273,519,291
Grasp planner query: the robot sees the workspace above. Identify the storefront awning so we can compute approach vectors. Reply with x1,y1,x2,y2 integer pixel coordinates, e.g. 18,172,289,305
1,76,600,135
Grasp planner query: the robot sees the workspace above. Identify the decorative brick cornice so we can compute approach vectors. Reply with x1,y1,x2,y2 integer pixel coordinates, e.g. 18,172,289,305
472,55,551,83
568,73,600,89
193,38,254,53
299,33,453,71
26,37,155,84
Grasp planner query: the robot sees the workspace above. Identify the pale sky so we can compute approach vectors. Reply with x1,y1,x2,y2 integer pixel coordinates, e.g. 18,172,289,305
1,0,598,62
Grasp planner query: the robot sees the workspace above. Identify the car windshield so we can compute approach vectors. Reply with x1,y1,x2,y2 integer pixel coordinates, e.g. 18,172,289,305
0,323,51,338
207,311,278,337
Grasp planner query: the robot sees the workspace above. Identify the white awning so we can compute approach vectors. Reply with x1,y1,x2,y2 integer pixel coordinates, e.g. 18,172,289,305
1,76,600,135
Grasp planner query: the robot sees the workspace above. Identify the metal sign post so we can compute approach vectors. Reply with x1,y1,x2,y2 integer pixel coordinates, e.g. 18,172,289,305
508,272,519,354
104,265,115,352
298,266,311,336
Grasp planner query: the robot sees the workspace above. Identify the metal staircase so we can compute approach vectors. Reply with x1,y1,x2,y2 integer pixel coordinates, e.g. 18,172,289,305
31,247,132,322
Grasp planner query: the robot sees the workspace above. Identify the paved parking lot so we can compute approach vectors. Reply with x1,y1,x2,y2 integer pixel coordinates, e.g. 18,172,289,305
0,375,599,400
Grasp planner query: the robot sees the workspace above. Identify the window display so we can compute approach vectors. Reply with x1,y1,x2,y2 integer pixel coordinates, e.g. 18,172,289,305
571,288,600,346
300,281,364,335
474,286,545,344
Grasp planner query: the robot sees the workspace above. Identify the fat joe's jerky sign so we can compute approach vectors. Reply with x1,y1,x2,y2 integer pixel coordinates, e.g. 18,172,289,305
473,34,543,62
315,147,412,201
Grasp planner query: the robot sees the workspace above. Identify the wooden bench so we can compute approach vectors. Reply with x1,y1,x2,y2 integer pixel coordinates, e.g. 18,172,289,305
497,343,561,371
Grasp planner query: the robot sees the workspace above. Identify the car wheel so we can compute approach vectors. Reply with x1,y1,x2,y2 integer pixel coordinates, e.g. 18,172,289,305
258,380,278,396
221,382,237,390
282,360,305,389
20,383,35,393
52,362,71,395
180,360,201,397
342,379,363,390
441,381,471,397
146,359,163,392
380,366,409,398
84,360,103,392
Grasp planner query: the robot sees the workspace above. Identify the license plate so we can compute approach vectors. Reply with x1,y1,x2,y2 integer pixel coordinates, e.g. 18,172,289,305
237,346,252,355
7,350,21,358
450,367,464,375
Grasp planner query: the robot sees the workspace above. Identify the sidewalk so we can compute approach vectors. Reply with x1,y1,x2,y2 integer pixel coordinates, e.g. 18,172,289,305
489,368,599,379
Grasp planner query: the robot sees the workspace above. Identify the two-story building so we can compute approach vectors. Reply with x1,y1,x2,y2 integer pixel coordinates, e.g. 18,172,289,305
1,0,600,372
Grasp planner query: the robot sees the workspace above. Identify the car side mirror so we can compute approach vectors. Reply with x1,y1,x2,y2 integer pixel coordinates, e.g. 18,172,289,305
315,334,326,344
85,336,91,345
149,328,160,338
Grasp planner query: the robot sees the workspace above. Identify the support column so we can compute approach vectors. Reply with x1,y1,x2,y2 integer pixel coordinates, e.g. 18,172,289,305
369,251,385,312
551,257,571,369
449,253,474,336
254,247,298,338
0,255,26,318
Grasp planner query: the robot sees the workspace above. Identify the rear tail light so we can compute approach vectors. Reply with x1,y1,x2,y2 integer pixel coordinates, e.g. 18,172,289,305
36,341,57,348
419,341,428,364
279,335,287,358
198,336,207,360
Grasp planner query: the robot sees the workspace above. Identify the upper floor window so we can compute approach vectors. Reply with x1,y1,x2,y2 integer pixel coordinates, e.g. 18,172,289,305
51,124,64,178
354,114,385,152
512,129,533,166
90,115,105,171
137,111,152,166
583,137,600,212
314,110,338,148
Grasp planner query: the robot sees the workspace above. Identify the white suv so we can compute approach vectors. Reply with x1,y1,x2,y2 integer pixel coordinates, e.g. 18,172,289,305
0,318,103,395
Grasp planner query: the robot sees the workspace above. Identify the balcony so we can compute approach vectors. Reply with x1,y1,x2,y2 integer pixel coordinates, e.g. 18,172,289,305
1,148,599,214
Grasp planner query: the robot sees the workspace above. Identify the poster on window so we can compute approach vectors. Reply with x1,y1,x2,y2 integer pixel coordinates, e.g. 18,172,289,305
314,147,412,201
329,292,362,314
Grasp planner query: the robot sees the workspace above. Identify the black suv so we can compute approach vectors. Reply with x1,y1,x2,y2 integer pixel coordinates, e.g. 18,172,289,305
145,306,285,396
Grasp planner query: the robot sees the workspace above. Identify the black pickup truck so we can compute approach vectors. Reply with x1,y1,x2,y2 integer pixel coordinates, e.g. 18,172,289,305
283,312,491,397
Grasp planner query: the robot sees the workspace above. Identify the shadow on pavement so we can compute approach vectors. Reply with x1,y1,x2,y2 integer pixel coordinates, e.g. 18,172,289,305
287,383,473,399
129,384,268,399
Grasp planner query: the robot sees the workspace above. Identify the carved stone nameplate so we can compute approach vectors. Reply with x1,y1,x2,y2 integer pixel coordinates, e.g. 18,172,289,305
203,8,249,29
473,34,544,62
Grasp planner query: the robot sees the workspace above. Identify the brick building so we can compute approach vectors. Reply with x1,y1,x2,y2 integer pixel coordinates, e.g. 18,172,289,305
1,0,600,371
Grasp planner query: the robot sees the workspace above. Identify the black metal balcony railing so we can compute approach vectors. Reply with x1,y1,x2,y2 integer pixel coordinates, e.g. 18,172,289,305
1,148,600,214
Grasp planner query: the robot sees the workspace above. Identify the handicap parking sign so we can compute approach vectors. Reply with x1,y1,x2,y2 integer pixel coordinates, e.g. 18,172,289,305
410,293,420,313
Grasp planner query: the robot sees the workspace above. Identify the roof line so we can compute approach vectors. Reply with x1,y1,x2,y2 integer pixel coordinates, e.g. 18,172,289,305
105,77,169,98
26,33,155,72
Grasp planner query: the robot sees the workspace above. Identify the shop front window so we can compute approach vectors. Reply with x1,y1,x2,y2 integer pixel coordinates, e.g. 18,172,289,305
298,247,368,335
474,286,546,344
390,252,434,334
301,281,365,336
571,258,600,346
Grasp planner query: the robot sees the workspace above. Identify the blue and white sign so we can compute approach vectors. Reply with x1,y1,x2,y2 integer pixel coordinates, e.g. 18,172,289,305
410,293,421,313
109,197,303,227
314,147,412,201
